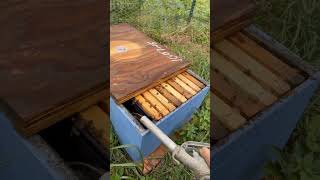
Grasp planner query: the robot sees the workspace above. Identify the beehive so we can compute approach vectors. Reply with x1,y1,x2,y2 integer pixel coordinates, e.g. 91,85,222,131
211,26,320,180
212,31,306,140
110,70,209,161
110,24,209,161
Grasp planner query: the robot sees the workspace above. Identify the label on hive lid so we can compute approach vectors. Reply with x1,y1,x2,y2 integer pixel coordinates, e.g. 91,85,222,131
115,46,127,53
147,42,183,62
110,40,142,60
110,40,184,62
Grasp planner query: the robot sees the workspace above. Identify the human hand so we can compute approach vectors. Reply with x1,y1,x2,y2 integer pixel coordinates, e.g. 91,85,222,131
199,147,210,167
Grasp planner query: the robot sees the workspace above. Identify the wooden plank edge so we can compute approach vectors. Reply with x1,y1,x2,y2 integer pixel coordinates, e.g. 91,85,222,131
19,87,107,137
243,26,310,80
24,83,108,125
212,12,254,45
114,67,189,104
135,95,162,121
181,71,205,89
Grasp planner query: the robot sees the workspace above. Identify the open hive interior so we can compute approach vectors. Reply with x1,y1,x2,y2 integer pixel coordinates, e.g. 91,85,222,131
211,31,307,143
124,71,206,123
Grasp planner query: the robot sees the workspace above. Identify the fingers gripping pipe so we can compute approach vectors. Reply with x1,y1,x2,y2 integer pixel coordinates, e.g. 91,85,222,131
139,116,210,179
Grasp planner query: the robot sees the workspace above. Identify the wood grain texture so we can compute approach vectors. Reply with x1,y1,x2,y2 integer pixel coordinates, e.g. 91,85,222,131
167,79,193,99
23,88,106,136
213,50,277,106
142,91,170,116
181,72,205,89
212,93,246,131
211,70,265,118
229,32,305,86
161,82,187,103
132,71,204,120
149,88,176,112
78,106,109,147
0,0,108,136
135,95,162,120
155,85,182,107
143,144,168,175
110,24,189,103
211,31,307,142
212,0,255,43
215,40,290,96
177,74,201,92
172,77,197,96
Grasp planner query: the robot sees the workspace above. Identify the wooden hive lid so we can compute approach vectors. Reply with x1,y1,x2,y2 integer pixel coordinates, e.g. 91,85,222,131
0,1,108,136
212,0,256,43
110,24,190,104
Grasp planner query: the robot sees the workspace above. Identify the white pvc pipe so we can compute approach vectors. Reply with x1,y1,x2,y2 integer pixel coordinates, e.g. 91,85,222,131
139,116,177,151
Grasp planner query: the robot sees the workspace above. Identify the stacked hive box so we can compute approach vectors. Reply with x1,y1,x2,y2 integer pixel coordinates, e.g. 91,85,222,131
110,69,209,161
110,24,209,161
211,26,320,180
108,71,205,173
212,32,306,141
210,2,320,179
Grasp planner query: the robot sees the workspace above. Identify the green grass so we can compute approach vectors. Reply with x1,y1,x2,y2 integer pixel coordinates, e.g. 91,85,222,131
110,0,210,179
254,0,320,179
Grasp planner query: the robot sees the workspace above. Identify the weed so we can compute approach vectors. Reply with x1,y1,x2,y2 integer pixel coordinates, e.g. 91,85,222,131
255,1,320,179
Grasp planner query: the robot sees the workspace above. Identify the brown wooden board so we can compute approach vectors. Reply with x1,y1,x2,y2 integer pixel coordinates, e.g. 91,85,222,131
229,32,305,86
143,144,167,175
212,0,255,43
110,24,189,103
215,40,291,96
0,0,108,136
211,69,265,118
78,106,109,148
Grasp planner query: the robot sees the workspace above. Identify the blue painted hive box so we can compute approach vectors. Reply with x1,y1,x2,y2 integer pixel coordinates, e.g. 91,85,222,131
110,24,209,161
211,25,320,180
110,70,209,161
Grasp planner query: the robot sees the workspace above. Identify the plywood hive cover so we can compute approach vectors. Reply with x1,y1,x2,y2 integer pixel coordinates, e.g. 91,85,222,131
0,1,108,136
110,24,190,103
212,0,256,42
